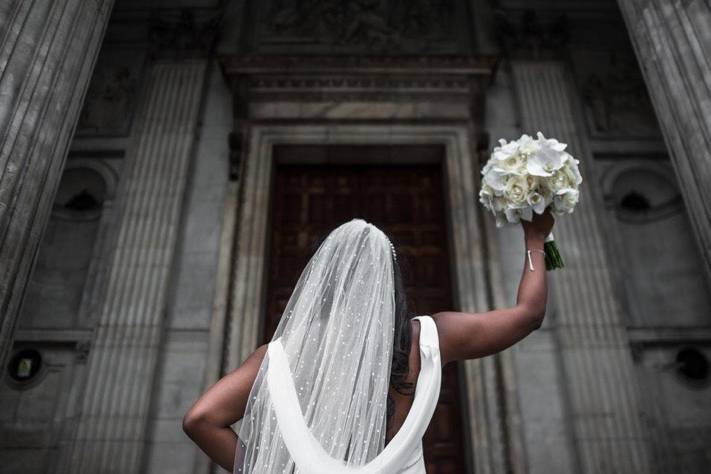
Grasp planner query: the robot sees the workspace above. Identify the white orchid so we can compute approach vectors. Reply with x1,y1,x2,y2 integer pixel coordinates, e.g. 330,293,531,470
517,134,540,155
525,132,568,177
483,167,508,192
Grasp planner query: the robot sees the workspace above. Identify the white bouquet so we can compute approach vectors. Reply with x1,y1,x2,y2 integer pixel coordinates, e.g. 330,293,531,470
478,132,583,270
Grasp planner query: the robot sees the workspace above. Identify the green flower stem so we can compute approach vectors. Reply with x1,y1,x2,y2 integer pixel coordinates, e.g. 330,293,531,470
543,233,565,271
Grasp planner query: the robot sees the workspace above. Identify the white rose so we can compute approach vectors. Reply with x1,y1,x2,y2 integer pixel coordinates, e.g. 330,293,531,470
549,168,573,193
496,152,526,174
527,191,547,215
504,174,529,205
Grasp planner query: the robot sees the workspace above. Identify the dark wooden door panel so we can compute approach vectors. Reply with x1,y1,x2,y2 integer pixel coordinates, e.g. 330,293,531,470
264,155,466,473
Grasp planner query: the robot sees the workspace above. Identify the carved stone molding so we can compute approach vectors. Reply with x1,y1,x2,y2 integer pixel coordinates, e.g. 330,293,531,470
219,55,498,109
221,54,498,74
219,54,498,179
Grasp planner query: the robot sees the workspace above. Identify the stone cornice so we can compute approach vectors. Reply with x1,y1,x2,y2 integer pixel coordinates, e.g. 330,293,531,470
220,55,500,77
218,55,499,105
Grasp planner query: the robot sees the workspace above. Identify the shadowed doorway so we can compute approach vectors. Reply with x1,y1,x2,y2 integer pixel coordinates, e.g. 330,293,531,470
262,145,467,472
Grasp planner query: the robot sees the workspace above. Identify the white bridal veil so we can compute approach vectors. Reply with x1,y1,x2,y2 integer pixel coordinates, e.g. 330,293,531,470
235,218,397,473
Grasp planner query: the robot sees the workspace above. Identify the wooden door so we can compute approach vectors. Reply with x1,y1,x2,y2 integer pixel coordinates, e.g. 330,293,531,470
264,154,466,473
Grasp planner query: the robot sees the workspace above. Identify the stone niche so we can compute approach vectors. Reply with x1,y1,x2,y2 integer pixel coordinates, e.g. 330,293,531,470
18,159,118,331
597,158,711,328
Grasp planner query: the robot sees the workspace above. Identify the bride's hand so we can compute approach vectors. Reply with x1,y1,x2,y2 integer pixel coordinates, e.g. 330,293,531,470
521,208,554,239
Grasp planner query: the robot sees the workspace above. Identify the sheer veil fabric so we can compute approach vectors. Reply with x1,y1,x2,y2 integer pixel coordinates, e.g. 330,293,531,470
235,219,397,473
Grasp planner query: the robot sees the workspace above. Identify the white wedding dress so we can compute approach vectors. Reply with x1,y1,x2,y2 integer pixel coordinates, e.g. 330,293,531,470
265,315,442,474
236,220,440,474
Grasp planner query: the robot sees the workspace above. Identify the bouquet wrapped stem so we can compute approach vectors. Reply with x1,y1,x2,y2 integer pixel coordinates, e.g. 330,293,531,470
543,232,564,271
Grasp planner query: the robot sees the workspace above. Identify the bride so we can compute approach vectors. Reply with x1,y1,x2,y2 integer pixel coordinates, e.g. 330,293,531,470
183,210,554,473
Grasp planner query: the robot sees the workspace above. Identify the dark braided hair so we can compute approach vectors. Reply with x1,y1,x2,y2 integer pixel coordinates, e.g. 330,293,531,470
386,246,416,423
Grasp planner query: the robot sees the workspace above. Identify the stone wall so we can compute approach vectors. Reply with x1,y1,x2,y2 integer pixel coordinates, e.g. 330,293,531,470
2,1,709,474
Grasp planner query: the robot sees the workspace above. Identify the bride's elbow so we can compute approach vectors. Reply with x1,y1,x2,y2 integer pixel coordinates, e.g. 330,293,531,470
182,412,198,436
183,407,209,436
529,310,546,330
517,303,546,331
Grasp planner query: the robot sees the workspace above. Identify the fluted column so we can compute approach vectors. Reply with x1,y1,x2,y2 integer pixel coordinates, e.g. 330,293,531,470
62,61,206,474
0,0,114,372
617,0,711,282
511,61,652,473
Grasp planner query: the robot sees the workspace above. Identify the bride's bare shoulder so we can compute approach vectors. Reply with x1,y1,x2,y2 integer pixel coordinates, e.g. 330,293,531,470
408,318,422,374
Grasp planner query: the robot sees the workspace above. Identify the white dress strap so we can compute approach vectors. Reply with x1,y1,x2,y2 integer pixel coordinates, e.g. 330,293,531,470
411,315,440,353
266,315,442,474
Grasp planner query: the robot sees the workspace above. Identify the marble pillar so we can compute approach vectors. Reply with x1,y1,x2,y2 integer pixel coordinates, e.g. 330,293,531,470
511,61,652,473
0,0,114,372
60,61,206,473
617,0,711,283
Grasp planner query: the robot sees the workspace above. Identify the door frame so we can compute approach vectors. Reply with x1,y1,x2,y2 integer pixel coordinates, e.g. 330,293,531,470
224,123,507,474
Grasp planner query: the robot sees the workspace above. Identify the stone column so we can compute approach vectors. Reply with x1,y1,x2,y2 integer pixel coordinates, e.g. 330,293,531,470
61,61,206,474
511,60,652,473
617,0,711,282
0,0,114,372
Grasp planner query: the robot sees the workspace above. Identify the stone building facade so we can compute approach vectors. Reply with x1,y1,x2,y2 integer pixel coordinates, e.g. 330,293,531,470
1,1,710,473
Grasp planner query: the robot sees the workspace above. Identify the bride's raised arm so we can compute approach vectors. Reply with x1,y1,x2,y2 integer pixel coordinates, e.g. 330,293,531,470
433,209,554,365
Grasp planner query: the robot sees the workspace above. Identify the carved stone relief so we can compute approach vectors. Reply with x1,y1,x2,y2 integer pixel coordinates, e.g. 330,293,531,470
250,0,468,54
493,9,570,57
76,49,145,137
148,9,220,58
572,50,660,139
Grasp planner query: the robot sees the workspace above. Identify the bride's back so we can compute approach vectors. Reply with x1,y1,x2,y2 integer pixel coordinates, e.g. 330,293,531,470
385,318,423,445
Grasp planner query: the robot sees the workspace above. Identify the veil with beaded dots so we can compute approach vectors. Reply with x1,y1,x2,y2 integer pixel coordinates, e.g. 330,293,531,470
234,218,398,473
